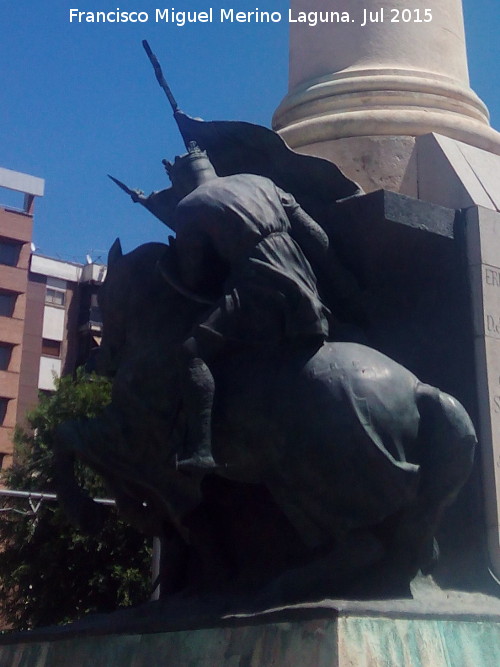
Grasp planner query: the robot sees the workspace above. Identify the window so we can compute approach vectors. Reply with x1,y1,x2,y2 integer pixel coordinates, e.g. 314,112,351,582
42,338,61,357
41,339,61,357
0,291,16,317
41,338,61,357
0,240,22,267
45,288,65,307
0,398,8,425
0,344,13,371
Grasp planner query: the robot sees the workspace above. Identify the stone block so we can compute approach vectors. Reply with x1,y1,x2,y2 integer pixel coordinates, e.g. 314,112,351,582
417,134,500,212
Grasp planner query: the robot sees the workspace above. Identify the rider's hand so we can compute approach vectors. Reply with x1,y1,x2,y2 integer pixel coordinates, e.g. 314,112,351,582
131,189,145,203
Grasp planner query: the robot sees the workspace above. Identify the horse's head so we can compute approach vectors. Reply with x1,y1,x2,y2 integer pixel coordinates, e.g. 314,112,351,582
95,239,203,377
93,239,122,376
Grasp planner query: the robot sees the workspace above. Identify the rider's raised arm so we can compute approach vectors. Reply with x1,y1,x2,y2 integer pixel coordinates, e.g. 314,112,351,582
133,189,180,232
279,188,329,266
279,187,368,327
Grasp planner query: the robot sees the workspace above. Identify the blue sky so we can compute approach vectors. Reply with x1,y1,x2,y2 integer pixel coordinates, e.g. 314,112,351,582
0,1,499,263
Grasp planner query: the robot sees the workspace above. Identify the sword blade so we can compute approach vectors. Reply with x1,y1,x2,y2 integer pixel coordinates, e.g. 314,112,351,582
108,174,134,196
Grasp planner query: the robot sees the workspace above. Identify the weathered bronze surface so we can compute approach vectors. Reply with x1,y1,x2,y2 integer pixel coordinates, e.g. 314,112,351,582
54,129,476,602
54,47,476,604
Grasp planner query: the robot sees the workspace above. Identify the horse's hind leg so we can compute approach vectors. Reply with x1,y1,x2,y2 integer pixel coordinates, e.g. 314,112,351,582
256,529,385,605
386,385,476,587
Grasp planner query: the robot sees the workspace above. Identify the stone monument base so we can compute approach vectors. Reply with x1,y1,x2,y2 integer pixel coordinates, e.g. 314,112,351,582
2,614,500,667
2,578,500,667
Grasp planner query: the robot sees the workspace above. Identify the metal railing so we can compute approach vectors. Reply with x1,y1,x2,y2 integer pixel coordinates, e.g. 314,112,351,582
0,488,114,505
0,488,162,599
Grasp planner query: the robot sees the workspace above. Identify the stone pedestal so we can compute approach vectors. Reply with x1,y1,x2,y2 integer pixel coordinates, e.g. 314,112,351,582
2,589,500,667
0,193,497,665
466,207,500,580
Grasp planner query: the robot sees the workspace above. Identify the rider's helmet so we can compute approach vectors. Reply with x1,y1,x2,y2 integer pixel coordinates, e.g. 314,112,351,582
163,141,217,199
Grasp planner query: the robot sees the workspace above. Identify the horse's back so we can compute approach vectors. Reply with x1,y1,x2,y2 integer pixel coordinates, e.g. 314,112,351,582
213,341,425,545
254,342,421,450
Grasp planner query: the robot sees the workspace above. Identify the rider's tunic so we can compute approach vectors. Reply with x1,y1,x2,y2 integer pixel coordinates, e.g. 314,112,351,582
173,174,330,344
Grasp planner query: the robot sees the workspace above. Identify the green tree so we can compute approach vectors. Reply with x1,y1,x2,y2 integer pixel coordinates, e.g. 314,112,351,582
0,370,152,630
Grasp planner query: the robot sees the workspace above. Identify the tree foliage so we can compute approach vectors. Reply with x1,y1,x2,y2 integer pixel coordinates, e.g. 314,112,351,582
0,370,152,630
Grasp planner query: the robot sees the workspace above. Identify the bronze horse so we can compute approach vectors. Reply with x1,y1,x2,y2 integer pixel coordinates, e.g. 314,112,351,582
54,241,476,602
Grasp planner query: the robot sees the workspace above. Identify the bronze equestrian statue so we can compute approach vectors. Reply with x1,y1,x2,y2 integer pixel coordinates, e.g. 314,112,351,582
54,236,475,602
53,44,476,604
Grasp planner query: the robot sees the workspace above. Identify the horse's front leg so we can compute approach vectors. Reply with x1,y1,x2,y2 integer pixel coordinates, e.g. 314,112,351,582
53,420,108,534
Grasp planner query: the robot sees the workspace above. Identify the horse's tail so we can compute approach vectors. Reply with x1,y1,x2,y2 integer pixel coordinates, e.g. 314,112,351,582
415,383,477,510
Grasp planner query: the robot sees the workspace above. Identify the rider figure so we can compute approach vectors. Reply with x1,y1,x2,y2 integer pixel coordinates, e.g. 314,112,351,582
143,142,332,473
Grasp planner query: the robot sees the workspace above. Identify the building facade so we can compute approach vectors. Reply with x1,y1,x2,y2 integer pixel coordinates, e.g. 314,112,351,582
0,167,105,470
17,256,105,423
0,167,44,469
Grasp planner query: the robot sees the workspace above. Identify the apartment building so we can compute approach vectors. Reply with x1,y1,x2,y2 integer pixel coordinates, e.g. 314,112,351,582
0,167,44,469
0,167,106,469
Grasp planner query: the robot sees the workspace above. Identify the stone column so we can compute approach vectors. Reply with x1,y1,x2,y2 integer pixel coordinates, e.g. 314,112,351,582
273,0,500,192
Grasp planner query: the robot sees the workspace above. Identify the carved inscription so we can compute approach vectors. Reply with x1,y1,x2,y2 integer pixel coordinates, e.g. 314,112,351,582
486,315,500,336
488,363,500,416
483,266,500,340
485,268,500,286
